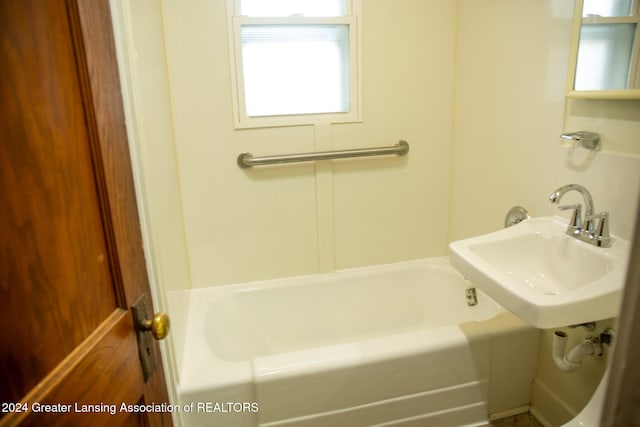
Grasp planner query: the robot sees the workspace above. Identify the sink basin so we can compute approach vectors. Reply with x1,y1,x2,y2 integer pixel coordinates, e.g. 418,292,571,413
449,216,630,329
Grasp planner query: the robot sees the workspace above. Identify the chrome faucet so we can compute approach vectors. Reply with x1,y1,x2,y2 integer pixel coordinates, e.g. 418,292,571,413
549,184,595,233
548,184,611,247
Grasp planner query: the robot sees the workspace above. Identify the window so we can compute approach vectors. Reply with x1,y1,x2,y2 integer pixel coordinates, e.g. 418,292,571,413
227,0,361,128
575,0,640,90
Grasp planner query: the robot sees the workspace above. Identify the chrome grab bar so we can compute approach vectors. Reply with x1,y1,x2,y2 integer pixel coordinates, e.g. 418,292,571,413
237,140,409,168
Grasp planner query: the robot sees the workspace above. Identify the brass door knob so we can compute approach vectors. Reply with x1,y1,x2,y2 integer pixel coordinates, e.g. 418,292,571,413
141,312,170,340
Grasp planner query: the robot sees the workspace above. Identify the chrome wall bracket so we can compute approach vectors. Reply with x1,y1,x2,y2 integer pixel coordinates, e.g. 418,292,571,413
560,131,601,150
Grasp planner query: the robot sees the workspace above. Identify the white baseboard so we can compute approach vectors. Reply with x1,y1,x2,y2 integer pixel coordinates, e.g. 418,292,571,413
488,405,530,421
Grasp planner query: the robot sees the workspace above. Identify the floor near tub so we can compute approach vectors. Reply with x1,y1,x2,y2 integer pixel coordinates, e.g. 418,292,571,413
490,412,544,427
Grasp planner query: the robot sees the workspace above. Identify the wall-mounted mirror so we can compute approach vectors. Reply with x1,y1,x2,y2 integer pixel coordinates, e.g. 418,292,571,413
567,0,640,99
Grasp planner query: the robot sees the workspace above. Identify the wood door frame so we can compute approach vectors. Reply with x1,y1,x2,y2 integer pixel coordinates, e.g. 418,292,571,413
68,1,172,420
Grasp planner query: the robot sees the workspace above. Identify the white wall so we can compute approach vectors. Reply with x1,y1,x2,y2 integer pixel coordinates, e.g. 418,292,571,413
452,0,640,424
160,0,457,288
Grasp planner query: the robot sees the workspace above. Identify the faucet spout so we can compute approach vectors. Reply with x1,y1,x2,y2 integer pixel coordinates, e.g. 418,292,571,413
549,184,597,237
549,184,594,220
548,184,611,247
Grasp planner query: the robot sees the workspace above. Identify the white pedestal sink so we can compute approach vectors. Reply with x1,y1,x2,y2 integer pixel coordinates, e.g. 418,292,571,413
449,216,630,329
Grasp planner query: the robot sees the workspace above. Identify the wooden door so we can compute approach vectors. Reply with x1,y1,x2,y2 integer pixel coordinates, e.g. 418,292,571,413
0,1,172,426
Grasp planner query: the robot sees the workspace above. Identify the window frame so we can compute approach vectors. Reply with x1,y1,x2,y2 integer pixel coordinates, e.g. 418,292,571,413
567,0,640,97
579,2,640,90
226,0,362,128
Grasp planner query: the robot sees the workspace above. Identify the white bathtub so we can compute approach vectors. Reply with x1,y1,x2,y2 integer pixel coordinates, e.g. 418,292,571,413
176,257,539,427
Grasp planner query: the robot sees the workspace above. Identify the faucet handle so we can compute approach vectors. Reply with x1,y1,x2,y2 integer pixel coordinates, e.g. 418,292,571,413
558,203,582,233
585,211,611,247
